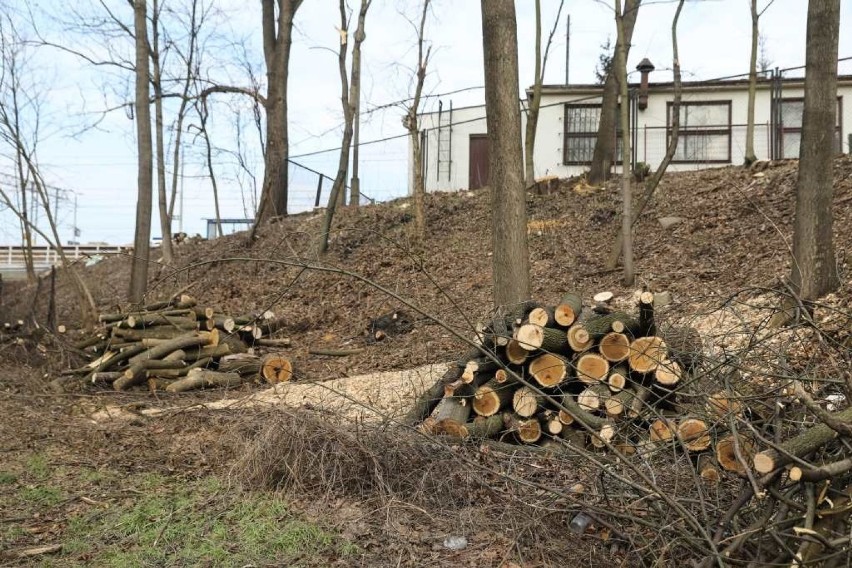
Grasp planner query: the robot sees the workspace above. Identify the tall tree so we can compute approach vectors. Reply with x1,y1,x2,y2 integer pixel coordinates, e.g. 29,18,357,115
318,0,372,253
744,0,775,166
523,0,564,188
150,0,173,263
401,0,431,241
613,0,633,285
254,0,303,227
588,0,639,186
606,0,684,270
129,0,153,304
790,0,841,300
481,0,530,306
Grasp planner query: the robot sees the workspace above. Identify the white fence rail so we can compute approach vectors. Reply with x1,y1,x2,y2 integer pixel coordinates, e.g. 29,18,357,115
1,245,129,280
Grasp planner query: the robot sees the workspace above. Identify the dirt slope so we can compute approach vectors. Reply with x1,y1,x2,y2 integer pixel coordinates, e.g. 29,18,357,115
4,156,852,382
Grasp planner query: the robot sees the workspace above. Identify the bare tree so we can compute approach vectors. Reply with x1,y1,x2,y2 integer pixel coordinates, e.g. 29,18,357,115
129,0,153,304
481,0,530,306
613,0,634,285
744,0,776,166
319,0,372,254
150,0,173,263
606,0,684,271
0,17,36,283
790,0,841,300
402,0,431,241
253,0,303,228
523,0,564,188
588,0,640,187
0,15,97,324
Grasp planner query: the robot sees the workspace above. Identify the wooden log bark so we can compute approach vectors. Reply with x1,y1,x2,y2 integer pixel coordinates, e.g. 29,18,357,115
599,332,630,362
697,454,721,484
650,417,676,442
528,353,569,388
638,291,656,336
576,353,609,384
505,413,542,444
584,312,640,341
432,396,472,437
125,314,198,330
127,331,218,366
165,369,247,393
753,406,852,473
567,324,592,352
527,306,555,328
715,433,756,474
578,383,610,412
112,326,191,341
505,339,530,365
472,379,514,417
627,383,653,418
628,336,667,373
512,386,543,418
515,324,568,353
661,325,702,371
676,418,711,451
217,354,262,376
554,293,583,327
459,414,504,439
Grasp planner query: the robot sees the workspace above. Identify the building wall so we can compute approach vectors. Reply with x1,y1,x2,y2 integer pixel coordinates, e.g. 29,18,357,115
414,82,852,194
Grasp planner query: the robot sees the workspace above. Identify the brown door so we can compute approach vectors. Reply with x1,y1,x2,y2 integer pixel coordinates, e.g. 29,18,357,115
468,134,490,189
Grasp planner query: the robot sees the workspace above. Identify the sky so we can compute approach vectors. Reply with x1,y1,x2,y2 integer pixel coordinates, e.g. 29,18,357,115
1,0,851,246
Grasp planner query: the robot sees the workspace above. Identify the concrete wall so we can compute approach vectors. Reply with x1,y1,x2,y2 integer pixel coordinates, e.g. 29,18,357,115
413,81,852,194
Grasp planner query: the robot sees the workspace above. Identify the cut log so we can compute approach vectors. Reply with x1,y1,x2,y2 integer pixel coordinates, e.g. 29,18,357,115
715,434,756,474
753,406,852,474
512,386,543,418
127,331,218,367
494,367,521,386
165,369,246,393
607,366,628,392
472,380,514,417
444,379,475,399
515,324,568,353
697,454,721,484
584,312,640,341
567,324,592,352
528,353,569,388
628,336,667,373
112,326,193,341
554,293,583,327
211,315,236,332
461,358,498,385
638,291,656,336
590,424,616,449
459,414,504,439
260,353,293,383
706,391,744,419
117,359,187,390
527,306,555,328
599,332,630,362
660,325,702,371
505,414,542,444
654,360,683,386
255,338,292,349
576,353,609,384
578,383,610,412
432,397,472,438
542,411,563,435
627,384,653,418
604,389,634,418
557,408,575,426
676,418,711,451
90,371,123,385
217,355,262,376
125,314,198,330
505,339,530,365
593,291,614,304
650,417,676,442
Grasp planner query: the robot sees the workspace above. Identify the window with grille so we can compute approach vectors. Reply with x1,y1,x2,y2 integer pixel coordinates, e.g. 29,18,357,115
779,97,843,159
563,103,623,165
667,101,732,163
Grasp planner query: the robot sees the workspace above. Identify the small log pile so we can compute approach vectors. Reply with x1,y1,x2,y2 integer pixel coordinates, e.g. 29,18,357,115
418,292,759,471
55,294,292,393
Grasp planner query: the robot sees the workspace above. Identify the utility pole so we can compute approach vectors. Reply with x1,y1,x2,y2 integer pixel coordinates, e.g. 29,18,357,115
565,14,571,84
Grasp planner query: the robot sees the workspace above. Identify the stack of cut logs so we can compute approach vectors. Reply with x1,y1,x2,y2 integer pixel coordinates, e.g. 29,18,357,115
420,292,764,477
55,294,292,393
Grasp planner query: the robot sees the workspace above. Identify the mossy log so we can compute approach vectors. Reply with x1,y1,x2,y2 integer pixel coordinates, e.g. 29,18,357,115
459,414,504,439
583,312,641,341
753,406,852,473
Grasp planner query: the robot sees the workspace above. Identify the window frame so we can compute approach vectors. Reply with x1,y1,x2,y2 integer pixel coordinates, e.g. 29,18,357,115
778,96,843,159
562,102,625,166
666,100,733,164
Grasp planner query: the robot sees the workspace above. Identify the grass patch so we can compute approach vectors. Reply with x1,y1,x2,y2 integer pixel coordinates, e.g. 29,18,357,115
60,476,355,566
25,454,50,481
19,485,63,507
0,471,17,485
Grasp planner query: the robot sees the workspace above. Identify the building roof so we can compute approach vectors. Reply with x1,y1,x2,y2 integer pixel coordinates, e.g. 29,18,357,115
535,74,852,95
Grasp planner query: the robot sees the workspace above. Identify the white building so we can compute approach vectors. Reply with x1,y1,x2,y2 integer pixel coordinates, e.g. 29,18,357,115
414,63,852,193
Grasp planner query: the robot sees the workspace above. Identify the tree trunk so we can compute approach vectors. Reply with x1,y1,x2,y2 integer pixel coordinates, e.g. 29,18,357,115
588,0,639,186
129,0,153,304
254,0,303,228
150,0,173,264
523,0,542,188
790,0,841,300
319,0,371,254
481,0,531,307
744,0,759,165
614,0,634,286
405,0,431,242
